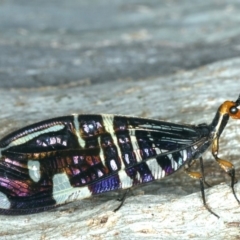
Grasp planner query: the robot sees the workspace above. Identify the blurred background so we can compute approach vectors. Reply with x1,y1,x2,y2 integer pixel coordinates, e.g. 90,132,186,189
1,0,240,88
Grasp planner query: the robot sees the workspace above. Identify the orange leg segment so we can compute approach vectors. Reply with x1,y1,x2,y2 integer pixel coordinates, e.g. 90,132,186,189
185,159,219,218
212,138,240,204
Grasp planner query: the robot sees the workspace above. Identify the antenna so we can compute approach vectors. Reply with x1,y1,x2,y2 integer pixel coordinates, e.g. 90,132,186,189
235,94,240,106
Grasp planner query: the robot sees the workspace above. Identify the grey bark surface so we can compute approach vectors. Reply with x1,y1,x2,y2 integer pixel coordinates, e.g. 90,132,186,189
0,59,240,239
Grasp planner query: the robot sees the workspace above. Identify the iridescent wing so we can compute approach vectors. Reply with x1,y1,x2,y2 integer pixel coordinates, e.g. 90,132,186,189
0,114,210,214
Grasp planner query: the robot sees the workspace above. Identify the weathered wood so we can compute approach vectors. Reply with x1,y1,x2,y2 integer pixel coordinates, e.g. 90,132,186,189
0,58,240,239
1,183,240,240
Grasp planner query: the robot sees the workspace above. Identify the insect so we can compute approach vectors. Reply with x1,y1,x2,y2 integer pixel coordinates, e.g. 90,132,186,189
0,96,239,216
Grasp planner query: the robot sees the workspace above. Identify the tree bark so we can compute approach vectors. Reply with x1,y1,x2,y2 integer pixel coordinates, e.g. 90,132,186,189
0,58,240,239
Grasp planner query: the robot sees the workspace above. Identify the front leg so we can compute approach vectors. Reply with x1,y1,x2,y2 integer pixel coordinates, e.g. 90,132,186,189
212,138,240,203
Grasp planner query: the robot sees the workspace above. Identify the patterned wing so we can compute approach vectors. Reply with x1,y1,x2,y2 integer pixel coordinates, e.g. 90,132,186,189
0,114,210,214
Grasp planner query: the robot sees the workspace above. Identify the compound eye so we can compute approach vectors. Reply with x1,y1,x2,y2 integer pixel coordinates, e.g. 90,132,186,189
230,106,238,114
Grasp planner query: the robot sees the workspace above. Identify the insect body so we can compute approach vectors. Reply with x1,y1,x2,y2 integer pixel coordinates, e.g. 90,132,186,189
0,96,239,215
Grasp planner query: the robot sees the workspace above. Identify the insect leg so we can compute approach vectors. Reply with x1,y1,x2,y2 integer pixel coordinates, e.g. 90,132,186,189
185,161,219,218
212,138,240,203
113,189,130,212
199,157,211,187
